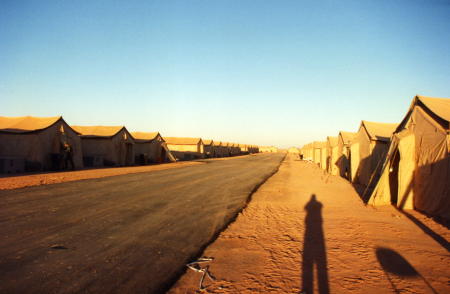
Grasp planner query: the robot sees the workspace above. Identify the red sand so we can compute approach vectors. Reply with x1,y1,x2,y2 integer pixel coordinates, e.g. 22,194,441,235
169,154,449,293
0,161,201,190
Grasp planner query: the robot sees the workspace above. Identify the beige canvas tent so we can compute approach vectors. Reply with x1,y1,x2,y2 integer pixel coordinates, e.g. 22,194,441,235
336,131,356,179
71,126,135,167
260,146,278,153
230,143,241,156
212,141,223,157
164,137,205,160
326,136,339,175
288,147,300,154
202,139,215,158
368,96,450,219
239,144,249,155
131,132,175,164
301,143,314,161
0,116,83,172
220,142,231,157
312,141,325,167
249,145,259,153
350,121,398,187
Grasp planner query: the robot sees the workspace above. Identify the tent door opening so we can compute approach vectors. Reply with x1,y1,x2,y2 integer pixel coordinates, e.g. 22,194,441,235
389,149,400,205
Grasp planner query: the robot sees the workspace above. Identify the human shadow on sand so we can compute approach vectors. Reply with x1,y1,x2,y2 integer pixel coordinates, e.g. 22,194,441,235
301,194,329,294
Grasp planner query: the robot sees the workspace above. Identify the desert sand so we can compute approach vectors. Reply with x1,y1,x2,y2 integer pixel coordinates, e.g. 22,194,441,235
169,154,449,293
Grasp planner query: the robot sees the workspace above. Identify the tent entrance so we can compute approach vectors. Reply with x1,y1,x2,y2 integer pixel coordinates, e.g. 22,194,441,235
389,149,400,205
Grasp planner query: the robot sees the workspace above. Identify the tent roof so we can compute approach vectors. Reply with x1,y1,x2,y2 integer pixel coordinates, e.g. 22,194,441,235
414,95,450,125
164,137,202,145
203,139,213,145
71,126,124,137
360,121,398,142
313,141,326,148
339,131,356,144
131,132,161,141
327,136,339,147
0,116,63,133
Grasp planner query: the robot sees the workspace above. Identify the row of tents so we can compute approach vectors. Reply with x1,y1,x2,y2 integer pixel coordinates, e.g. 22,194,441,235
0,116,261,173
299,95,449,220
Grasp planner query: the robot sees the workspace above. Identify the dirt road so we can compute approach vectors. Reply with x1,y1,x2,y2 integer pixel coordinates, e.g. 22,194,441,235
0,153,284,294
170,154,449,294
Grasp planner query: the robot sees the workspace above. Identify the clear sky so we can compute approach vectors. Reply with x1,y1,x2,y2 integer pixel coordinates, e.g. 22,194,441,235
1,0,449,148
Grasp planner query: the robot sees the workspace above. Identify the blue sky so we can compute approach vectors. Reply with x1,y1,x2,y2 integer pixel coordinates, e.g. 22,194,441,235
1,0,449,148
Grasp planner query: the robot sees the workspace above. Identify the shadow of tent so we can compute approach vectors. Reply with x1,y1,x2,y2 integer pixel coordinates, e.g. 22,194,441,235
353,142,389,201
376,247,418,277
335,154,350,180
375,247,438,294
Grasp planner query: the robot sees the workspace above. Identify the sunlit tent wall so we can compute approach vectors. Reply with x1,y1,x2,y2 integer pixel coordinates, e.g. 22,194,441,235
350,121,398,187
301,143,314,161
202,139,215,158
71,126,135,167
368,96,450,219
131,132,175,164
164,137,205,160
337,131,356,179
320,143,327,170
239,144,249,155
0,116,83,172
326,136,339,175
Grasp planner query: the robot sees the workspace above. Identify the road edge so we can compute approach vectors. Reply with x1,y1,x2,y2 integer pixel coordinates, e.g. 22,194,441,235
158,153,287,294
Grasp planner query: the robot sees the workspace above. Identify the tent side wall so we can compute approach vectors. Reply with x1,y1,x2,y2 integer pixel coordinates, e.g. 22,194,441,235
354,127,372,185
320,147,327,170
412,107,449,218
80,137,116,166
0,120,83,172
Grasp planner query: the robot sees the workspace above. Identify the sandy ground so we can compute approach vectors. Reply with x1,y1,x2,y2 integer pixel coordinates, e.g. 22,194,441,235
0,161,203,190
169,154,449,294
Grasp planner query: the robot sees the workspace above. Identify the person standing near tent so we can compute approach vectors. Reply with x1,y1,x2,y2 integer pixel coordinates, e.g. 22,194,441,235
63,142,75,170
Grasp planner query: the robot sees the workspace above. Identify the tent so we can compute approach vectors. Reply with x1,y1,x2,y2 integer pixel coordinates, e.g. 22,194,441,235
202,139,215,158
368,96,450,219
336,131,356,179
131,132,175,164
228,143,239,156
300,143,314,161
212,140,223,157
221,142,231,157
288,147,300,154
0,116,83,172
326,136,339,175
350,121,398,187
164,137,205,160
71,126,135,167
312,141,326,167
239,144,249,155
